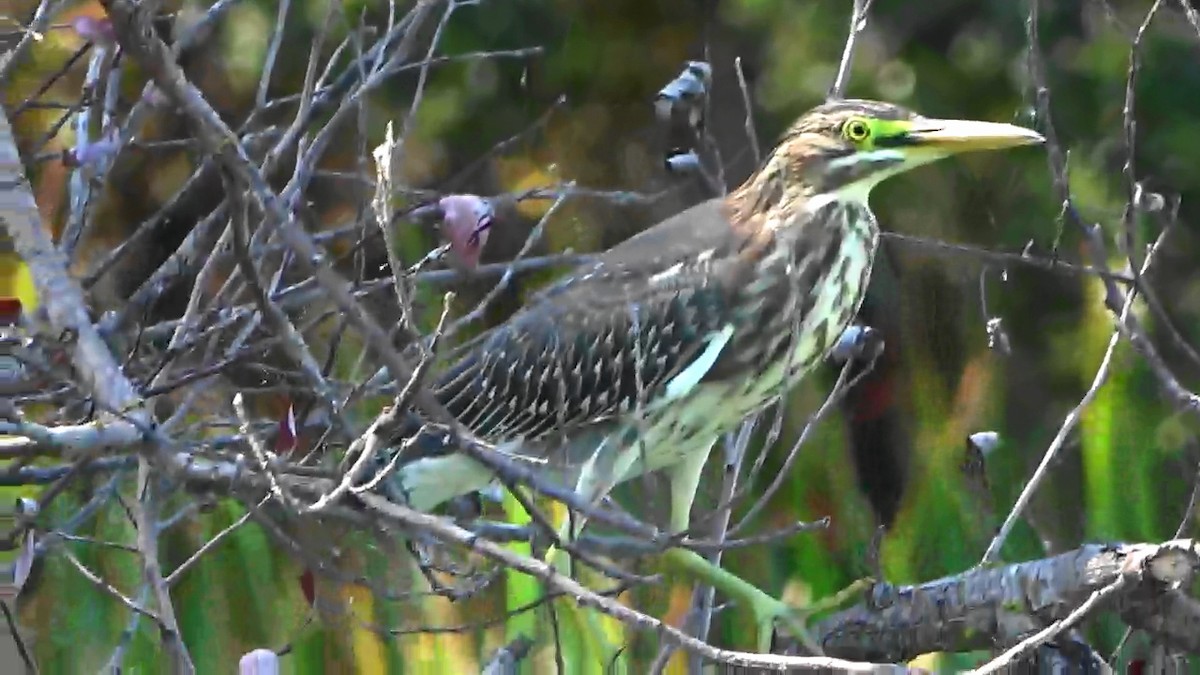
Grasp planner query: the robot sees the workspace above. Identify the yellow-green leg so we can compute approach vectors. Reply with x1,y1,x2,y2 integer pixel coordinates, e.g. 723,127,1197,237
660,443,870,654
661,443,800,653
661,547,873,653
540,431,860,654
662,547,791,652
665,439,713,534
545,428,643,573
539,432,645,671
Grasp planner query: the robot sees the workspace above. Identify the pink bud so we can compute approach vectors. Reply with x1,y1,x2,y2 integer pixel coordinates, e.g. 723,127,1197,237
63,133,119,168
143,85,171,106
70,16,116,46
438,195,493,271
239,649,279,675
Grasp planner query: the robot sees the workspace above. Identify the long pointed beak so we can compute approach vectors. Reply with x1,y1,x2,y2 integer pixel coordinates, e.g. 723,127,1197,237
908,118,1045,153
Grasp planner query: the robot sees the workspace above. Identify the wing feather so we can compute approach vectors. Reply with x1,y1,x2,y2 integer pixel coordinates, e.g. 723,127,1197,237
432,198,761,444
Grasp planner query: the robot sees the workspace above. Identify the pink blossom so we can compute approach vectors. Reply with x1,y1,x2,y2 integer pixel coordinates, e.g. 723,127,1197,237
63,131,119,169
438,194,494,271
142,85,171,106
239,649,279,675
70,15,116,47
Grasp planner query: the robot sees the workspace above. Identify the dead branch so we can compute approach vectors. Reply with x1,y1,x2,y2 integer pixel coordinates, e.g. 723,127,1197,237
815,540,1200,662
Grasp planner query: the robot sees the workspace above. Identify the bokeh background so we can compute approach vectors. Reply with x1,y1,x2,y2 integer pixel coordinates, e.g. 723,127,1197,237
5,0,1200,671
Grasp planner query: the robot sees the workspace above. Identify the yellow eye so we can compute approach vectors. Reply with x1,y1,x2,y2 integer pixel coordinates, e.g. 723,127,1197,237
843,118,871,142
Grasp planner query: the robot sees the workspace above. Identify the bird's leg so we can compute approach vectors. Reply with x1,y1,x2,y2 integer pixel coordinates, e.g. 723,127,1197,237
664,440,712,535
664,439,718,658
534,431,648,669
659,443,812,653
663,545,876,654
661,547,818,654
546,427,642,574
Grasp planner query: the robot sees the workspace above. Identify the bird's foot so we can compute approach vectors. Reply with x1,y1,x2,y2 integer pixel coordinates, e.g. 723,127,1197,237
764,576,876,652
662,547,873,654
742,587,816,654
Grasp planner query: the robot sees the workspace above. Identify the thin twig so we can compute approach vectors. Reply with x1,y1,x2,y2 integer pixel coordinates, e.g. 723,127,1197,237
0,0,65,88
880,231,1134,284
234,393,298,511
372,121,416,329
102,585,151,673
164,501,259,586
828,0,873,99
60,40,114,260
731,355,875,535
670,419,756,673
734,57,761,166
256,0,293,107
1117,0,1161,284
225,167,348,430
62,548,163,626
131,461,195,672
0,600,38,675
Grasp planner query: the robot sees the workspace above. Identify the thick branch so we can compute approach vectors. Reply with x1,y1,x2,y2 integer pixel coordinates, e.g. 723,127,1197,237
0,110,152,433
814,540,1200,661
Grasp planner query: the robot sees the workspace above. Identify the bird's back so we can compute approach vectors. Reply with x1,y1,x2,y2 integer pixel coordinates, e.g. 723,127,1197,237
417,194,878,473
428,197,755,461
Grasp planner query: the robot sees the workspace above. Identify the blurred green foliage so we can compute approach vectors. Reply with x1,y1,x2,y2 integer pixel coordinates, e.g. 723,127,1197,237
6,0,1200,672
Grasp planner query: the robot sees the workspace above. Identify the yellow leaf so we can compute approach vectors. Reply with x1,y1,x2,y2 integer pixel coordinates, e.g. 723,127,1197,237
0,250,38,312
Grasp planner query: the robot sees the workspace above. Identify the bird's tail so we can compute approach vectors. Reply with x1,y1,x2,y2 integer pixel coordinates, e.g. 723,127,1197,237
364,411,497,515
366,343,484,462
368,353,496,513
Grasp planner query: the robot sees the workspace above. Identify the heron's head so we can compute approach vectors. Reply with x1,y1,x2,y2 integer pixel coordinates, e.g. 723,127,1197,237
750,99,1044,207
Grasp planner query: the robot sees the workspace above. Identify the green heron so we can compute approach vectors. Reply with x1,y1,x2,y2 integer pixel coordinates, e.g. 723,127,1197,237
386,99,1042,650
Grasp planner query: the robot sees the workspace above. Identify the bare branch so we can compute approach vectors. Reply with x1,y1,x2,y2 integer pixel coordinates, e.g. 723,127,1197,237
982,282,1135,563
971,577,1128,674
1,103,155,435
828,0,873,99
131,461,195,672
0,0,66,87
816,540,1200,661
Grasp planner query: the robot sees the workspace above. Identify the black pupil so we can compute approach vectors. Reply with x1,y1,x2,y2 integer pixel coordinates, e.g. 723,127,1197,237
851,122,866,138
